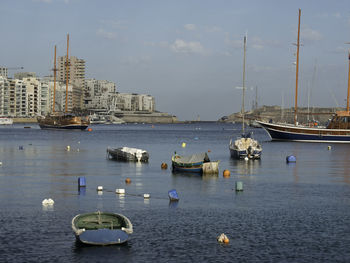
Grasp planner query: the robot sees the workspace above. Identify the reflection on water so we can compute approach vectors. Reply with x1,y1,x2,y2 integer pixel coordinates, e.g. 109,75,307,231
229,159,261,175
42,204,54,212
169,200,179,209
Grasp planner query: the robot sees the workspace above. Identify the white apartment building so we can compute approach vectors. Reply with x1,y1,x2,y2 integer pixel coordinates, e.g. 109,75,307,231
0,68,8,78
57,56,85,110
84,79,116,110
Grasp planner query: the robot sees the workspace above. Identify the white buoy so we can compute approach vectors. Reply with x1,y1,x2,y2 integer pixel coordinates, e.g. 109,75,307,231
143,193,150,199
116,188,125,194
244,156,249,161
97,186,103,191
235,181,243,191
328,145,331,150
66,145,71,151
42,198,55,205
217,233,229,243
0,161,2,166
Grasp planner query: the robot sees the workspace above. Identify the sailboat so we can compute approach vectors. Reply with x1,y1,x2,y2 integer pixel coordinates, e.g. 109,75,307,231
38,34,89,130
229,35,262,159
257,9,350,143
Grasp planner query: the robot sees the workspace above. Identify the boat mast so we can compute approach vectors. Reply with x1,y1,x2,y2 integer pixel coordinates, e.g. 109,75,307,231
294,9,301,125
347,52,350,111
242,34,247,133
65,34,69,113
53,45,57,113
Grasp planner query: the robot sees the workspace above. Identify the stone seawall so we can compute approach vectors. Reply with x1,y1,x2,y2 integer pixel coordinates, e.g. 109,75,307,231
12,112,178,124
13,117,38,123
117,112,178,123
221,105,343,125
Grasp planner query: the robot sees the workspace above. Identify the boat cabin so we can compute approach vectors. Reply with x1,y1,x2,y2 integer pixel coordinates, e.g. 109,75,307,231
327,111,350,129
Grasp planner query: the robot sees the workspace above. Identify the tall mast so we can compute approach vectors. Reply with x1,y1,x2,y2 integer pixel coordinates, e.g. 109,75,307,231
294,8,301,125
347,52,350,112
53,45,57,113
65,34,69,113
242,34,247,133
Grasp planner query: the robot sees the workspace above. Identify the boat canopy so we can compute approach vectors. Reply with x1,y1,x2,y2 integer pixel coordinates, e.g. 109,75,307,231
174,152,209,164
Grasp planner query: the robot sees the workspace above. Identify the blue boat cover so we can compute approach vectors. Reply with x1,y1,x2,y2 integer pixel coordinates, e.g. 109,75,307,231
168,189,179,201
79,229,128,245
286,155,296,163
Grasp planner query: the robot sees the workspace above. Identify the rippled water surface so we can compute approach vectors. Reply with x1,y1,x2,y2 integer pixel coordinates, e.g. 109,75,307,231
0,123,350,262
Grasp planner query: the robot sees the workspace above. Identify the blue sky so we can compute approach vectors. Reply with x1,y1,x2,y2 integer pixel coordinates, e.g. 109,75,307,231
1,0,350,120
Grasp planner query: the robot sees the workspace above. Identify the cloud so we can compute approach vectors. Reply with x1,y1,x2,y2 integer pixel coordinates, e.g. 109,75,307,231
96,29,117,40
301,26,323,42
100,19,127,29
184,24,196,31
121,56,151,66
170,39,205,54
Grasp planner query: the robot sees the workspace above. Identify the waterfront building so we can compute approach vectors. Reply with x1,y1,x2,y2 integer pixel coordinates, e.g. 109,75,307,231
84,79,116,110
57,56,85,110
0,68,8,79
14,72,36,80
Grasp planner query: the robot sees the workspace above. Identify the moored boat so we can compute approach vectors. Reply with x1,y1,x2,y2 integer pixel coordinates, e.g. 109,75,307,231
107,146,149,162
229,132,262,159
229,34,262,159
37,113,89,130
258,9,350,143
0,117,13,125
72,211,133,245
38,35,89,130
171,152,211,173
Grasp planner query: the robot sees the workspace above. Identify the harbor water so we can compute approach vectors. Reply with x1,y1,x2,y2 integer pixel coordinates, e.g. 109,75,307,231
0,123,349,262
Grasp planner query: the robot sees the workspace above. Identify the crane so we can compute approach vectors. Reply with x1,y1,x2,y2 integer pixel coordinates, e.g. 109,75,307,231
6,67,24,70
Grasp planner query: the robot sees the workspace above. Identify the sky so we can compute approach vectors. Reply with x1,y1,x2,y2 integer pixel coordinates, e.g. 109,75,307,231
1,0,350,121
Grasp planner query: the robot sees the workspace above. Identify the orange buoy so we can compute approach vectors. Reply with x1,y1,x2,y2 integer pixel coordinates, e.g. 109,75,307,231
87,128,92,132
161,163,168,169
223,169,230,177
125,178,131,184
223,237,230,244
208,149,211,152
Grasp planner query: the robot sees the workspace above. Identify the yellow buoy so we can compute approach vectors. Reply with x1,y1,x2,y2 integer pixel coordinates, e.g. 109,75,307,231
182,142,186,148
125,178,131,184
223,169,230,177
161,163,168,169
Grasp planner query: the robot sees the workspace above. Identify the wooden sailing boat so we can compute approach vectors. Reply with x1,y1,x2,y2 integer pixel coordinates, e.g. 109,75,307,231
38,34,89,130
229,35,262,159
257,9,350,143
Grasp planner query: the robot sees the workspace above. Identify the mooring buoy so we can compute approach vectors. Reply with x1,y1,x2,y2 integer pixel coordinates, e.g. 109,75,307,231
235,181,243,191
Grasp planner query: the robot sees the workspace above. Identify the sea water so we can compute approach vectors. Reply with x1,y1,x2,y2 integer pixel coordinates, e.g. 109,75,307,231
0,123,349,262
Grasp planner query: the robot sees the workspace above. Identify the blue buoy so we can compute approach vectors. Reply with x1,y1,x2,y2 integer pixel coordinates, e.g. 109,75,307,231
168,189,179,201
286,155,296,163
78,177,86,187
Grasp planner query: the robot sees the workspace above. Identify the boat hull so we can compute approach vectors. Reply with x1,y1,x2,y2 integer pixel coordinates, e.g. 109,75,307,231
229,148,262,159
257,121,350,143
38,124,88,130
0,118,13,125
107,147,149,162
171,152,211,174
171,162,203,173
37,115,89,130
72,211,133,246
